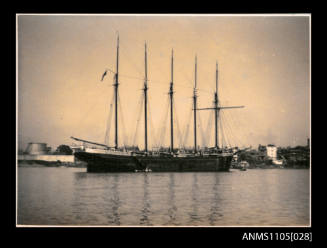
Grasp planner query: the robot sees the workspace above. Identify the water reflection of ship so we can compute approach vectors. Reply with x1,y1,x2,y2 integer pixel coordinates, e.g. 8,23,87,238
208,173,223,225
167,173,177,225
188,174,200,224
140,174,151,225
110,175,121,225
73,173,121,225
73,34,244,172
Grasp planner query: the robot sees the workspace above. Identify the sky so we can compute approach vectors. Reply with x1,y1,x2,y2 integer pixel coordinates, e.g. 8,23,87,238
17,14,310,151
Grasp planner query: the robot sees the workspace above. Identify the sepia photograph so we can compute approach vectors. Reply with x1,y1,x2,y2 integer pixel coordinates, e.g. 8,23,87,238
16,14,310,227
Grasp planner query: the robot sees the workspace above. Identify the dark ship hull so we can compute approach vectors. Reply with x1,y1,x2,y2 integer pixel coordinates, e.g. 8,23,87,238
74,151,232,172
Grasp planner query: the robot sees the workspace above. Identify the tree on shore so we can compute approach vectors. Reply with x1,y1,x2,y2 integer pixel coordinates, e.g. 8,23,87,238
55,145,73,155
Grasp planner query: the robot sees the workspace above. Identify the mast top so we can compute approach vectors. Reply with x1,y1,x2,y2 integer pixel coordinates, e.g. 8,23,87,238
171,49,174,84
144,41,148,87
194,55,197,90
116,33,119,52
115,33,119,81
216,60,218,94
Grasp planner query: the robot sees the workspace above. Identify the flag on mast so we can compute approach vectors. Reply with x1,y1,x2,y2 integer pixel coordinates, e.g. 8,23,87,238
101,70,108,81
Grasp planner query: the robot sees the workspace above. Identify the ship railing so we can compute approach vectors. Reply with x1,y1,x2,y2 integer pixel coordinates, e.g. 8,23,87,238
84,147,132,156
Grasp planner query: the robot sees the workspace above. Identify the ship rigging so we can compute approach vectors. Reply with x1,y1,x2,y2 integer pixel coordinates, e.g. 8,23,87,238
72,34,245,172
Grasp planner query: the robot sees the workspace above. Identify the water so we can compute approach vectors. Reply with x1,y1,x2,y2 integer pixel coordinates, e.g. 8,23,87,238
17,167,310,226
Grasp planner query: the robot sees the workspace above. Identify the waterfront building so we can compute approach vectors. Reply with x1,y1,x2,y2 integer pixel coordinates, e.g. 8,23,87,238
258,144,266,153
24,143,51,155
266,144,277,159
19,142,75,164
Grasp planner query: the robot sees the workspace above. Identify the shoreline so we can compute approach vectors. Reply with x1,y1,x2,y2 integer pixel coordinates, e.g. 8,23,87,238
18,160,308,170
18,160,87,168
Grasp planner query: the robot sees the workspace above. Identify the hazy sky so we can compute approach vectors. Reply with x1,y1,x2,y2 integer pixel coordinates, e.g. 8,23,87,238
17,14,310,151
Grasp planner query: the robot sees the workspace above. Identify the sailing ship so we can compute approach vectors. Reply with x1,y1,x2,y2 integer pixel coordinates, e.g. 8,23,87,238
72,35,244,172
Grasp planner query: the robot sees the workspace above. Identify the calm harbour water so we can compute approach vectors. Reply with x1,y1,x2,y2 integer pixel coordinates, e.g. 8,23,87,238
17,167,310,226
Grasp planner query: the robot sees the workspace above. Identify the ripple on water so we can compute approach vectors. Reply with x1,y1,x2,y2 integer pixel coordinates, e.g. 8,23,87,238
18,168,310,226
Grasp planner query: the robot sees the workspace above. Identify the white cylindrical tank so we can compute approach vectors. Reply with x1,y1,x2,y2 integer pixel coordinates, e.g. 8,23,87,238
25,143,48,155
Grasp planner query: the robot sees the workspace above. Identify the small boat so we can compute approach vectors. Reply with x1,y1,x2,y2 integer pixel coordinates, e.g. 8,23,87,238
135,167,152,173
272,159,283,165
239,161,249,171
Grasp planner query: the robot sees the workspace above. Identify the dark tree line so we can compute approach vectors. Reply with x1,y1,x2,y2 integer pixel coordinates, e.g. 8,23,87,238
55,145,73,155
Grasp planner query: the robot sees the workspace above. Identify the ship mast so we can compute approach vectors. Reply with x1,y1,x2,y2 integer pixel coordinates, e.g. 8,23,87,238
197,61,245,150
169,49,174,153
144,42,148,153
193,55,197,153
215,61,219,149
114,34,119,150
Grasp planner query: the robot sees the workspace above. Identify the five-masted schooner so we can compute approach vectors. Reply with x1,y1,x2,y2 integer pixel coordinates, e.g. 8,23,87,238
72,35,244,172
